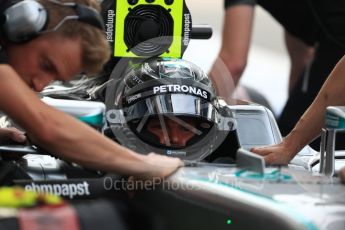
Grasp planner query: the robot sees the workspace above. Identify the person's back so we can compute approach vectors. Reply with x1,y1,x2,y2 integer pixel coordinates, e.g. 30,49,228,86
211,0,345,150
275,0,345,149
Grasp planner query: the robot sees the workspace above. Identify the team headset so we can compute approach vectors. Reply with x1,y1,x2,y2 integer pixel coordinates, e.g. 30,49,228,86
0,0,105,43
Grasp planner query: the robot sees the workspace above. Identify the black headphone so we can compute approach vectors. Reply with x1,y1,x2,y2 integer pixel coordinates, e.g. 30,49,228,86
1,0,105,43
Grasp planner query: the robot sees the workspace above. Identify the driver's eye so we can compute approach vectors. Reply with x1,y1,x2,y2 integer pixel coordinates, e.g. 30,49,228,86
40,59,52,72
40,58,58,76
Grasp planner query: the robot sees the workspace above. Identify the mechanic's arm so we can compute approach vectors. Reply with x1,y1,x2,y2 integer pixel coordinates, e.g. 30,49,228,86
0,65,182,178
252,55,345,164
210,3,254,98
284,31,315,93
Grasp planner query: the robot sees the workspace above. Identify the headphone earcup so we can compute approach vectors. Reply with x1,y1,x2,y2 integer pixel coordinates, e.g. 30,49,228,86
2,0,47,42
1,0,104,43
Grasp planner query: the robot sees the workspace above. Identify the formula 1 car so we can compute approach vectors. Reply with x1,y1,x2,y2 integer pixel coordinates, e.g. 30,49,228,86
1,0,345,229
2,95,345,230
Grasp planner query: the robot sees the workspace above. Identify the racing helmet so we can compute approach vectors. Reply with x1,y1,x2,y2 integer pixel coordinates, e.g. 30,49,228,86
105,57,234,160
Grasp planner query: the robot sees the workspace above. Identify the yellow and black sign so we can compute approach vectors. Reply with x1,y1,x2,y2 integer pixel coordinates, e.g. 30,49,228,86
102,0,192,58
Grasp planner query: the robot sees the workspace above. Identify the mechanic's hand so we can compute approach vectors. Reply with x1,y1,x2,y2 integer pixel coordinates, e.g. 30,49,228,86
0,127,27,144
131,153,183,180
139,153,184,180
126,153,183,198
339,167,345,184
251,140,297,165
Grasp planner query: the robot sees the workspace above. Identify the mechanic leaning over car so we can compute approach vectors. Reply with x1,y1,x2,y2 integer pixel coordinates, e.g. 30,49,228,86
0,0,182,179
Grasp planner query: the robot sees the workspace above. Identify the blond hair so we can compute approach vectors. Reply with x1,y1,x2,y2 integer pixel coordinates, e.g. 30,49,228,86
39,0,111,75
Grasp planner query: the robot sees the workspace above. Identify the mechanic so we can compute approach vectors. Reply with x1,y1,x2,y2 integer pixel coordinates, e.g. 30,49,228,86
251,55,345,182
0,0,182,179
210,0,345,150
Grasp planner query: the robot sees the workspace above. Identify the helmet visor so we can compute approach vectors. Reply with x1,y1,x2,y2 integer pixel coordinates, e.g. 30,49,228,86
125,94,217,122
125,94,217,148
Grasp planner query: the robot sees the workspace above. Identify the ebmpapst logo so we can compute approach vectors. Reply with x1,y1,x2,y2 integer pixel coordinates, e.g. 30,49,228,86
183,13,191,46
105,10,115,42
25,182,90,199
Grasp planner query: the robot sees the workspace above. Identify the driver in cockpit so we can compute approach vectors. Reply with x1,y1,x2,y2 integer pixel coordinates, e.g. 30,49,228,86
104,57,234,162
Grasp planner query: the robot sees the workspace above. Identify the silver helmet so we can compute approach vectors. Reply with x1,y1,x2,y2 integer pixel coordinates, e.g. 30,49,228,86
105,57,234,160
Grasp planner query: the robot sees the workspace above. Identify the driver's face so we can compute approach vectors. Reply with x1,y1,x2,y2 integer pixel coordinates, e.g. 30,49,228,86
147,117,197,147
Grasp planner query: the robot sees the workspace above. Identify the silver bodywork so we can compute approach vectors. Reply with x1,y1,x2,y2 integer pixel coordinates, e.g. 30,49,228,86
133,166,344,230
3,100,345,229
